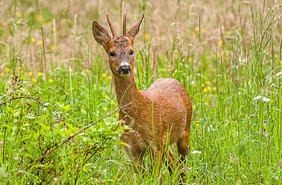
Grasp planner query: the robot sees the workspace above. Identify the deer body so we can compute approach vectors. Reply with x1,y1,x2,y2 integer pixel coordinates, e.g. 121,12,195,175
92,11,192,180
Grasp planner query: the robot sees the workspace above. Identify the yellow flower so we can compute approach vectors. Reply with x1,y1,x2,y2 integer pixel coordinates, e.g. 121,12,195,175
15,12,22,17
188,57,192,62
31,38,35,43
48,79,54,83
32,78,37,82
144,33,149,40
201,84,204,87
218,41,223,46
107,76,112,80
270,100,274,103
81,109,85,113
201,29,205,33
104,95,109,99
217,53,220,58
37,72,42,77
4,67,9,72
102,73,107,77
111,101,114,105
115,113,119,117
0,73,4,77
18,66,22,70
203,88,207,93
28,72,33,77
85,69,90,73
195,26,199,31
207,86,211,91
189,74,192,78
50,45,56,50
196,123,200,127
104,107,108,111
280,61,282,65
38,40,43,45
213,87,217,91
133,67,137,71
205,81,210,85
167,68,171,72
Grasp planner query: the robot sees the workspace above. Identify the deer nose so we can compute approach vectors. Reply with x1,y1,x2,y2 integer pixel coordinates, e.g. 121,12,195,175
118,65,131,75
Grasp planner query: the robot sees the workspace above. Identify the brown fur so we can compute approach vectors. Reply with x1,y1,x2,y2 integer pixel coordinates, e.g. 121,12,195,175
92,14,192,182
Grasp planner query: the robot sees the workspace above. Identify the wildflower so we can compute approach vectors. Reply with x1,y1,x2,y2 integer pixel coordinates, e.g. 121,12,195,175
32,78,36,82
28,72,33,77
104,107,108,111
50,45,56,50
115,113,119,117
218,41,223,46
85,69,90,73
196,123,200,127
191,150,202,154
38,40,43,45
4,67,8,72
18,66,22,70
189,74,192,78
102,73,107,77
107,76,112,80
201,84,204,87
167,68,171,72
133,67,137,71
104,95,109,99
31,38,35,43
270,100,274,103
37,72,42,77
188,57,192,62
81,109,85,113
144,33,149,40
195,26,199,31
15,12,22,17
280,61,282,65
205,81,210,85
201,29,205,33
213,87,217,91
111,101,114,105
203,88,207,93
0,73,4,77
217,53,220,58
207,86,211,91
48,79,54,83
253,96,271,102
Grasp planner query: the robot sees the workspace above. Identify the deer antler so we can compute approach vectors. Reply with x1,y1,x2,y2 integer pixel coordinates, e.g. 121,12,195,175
123,6,127,36
105,9,116,37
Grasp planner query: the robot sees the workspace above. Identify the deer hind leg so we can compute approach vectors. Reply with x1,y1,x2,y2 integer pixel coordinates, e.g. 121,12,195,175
176,130,190,183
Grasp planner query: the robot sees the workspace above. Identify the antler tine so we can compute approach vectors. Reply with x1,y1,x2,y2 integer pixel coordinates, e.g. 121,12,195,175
123,6,127,36
105,9,116,37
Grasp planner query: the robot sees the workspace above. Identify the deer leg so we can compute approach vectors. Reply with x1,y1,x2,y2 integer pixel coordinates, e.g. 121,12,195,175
176,130,190,183
166,149,176,175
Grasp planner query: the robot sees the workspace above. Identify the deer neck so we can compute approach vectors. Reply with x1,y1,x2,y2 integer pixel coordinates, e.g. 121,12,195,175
113,73,144,116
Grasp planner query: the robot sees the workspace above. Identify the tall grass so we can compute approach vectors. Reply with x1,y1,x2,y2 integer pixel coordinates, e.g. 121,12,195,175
0,0,281,184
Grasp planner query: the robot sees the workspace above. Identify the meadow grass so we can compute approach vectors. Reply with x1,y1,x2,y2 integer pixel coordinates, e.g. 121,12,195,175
0,0,281,184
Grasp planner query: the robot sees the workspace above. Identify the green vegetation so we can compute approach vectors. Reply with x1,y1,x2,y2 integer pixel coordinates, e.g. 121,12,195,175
0,0,281,184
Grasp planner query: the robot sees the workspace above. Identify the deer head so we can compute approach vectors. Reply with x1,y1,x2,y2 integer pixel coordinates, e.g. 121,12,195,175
92,10,144,77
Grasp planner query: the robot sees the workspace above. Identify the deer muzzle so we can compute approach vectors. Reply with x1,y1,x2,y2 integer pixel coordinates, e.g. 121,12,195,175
118,61,131,75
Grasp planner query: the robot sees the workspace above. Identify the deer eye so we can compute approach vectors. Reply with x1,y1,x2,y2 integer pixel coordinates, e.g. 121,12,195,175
109,51,116,57
129,49,134,55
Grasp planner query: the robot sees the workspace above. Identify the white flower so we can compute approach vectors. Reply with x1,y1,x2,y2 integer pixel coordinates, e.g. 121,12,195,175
191,150,202,154
276,72,282,77
253,96,271,102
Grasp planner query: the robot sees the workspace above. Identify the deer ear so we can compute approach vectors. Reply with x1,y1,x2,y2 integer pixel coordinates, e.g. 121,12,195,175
92,21,111,47
127,15,144,38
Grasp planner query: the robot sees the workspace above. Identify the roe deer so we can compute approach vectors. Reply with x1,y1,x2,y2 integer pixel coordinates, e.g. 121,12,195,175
92,10,192,182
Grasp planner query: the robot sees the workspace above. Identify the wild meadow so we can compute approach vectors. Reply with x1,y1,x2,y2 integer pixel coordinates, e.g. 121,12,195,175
0,0,281,184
